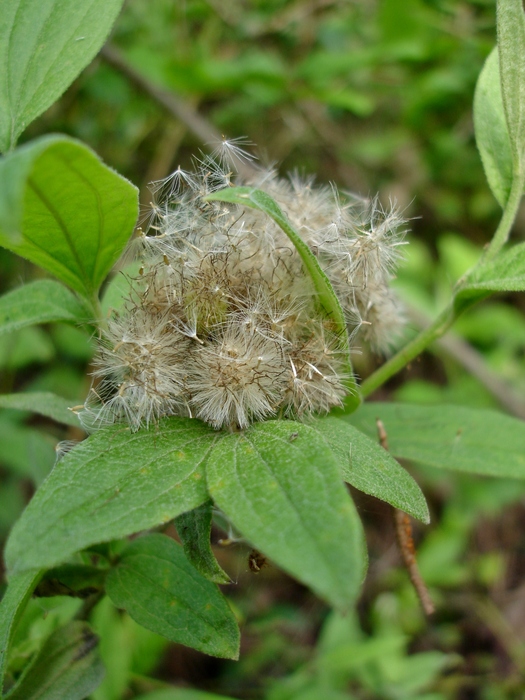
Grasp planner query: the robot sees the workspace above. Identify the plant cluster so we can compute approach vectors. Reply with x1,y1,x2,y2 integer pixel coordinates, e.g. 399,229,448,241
1,1,525,699
82,146,405,432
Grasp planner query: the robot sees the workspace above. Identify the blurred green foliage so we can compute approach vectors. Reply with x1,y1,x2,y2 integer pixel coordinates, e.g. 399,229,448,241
2,0,525,698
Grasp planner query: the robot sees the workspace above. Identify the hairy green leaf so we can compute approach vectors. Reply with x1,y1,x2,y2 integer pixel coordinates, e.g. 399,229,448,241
0,0,125,152
0,280,89,336
0,391,79,426
474,47,513,206
204,186,360,411
0,569,42,694
347,403,525,478
5,418,215,574
496,0,525,168
175,501,230,584
312,417,429,523
0,136,138,299
106,534,239,659
5,621,104,700
206,420,366,612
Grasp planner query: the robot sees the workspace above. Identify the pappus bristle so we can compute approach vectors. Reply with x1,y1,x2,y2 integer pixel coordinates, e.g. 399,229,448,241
187,323,288,429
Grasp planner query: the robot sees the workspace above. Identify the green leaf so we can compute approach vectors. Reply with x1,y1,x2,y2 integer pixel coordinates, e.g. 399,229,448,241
134,692,236,700
0,280,89,336
204,186,360,412
5,418,215,575
496,0,525,168
0,391,80,426
5,621,104,700
0,326,54,370
0,569,42,694
106,534,239,659
346,403,525,478
175,501,230,584
312,417,429,523
206,420,366,612
0,418,55,484
474,47,513,207
456,241,525,312
0,135,138,299
0,0,125,152
90,596,137,700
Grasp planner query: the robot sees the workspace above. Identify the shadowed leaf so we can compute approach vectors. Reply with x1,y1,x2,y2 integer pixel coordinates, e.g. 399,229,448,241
106,534,239,659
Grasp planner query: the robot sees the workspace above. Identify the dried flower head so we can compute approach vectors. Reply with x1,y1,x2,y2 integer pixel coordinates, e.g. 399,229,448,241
80,141,406,432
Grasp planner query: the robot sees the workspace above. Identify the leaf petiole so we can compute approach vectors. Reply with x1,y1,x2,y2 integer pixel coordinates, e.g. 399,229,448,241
484,170,525,262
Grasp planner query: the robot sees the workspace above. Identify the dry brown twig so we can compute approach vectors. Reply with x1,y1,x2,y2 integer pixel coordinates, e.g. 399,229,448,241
376,418,435,617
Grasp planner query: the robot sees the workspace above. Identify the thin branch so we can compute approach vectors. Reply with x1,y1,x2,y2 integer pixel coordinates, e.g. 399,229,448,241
407,305,525,420
393,509,435,617
377,419,435,617
73,590,104,621
100,44,258,180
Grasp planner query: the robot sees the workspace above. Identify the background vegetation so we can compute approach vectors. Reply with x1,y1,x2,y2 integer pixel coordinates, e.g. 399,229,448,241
2,0,525,698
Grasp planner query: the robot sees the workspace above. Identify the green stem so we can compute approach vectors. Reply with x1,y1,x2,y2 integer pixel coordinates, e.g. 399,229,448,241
361,305,455,398
484,171,525,262
89,292,106,333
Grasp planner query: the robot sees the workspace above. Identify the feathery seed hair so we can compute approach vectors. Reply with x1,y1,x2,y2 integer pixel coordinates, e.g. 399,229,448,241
80,140,407,432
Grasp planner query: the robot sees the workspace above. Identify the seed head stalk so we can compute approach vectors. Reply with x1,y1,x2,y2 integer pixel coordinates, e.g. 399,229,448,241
484,172,525,263
361,306,454,398
362,169,525,398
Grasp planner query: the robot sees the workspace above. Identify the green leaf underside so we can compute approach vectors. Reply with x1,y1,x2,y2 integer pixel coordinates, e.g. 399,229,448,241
206,420,366,612
175,501,230,584
0,569,42,694
106,534,239,659
456,241,525,311
0,0,125,152
346,403,525,479
473,47,513,206
0,280,89,336
496,0,525,167
5,621,104,700
313,417,429,523
5,418,214,574
0,136,138,298
204,186,360,411
0,391,80,426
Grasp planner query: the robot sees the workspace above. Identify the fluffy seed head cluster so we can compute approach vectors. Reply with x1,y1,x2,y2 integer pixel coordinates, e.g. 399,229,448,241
80,140,406,432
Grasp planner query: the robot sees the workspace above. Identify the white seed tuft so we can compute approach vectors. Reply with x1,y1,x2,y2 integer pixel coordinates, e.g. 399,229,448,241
81,145,406,431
